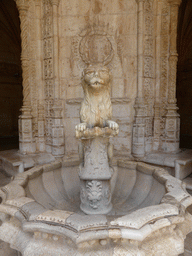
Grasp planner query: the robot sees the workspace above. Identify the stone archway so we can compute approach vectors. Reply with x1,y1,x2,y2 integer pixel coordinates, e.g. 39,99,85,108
177,0,192,149
0,0,22,151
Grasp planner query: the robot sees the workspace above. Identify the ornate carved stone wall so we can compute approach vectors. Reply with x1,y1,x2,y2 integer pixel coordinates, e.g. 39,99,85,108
132,0,181,158
15,0,181,158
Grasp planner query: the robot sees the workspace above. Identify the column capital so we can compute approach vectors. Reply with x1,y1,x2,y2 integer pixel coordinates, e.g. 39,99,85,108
15,0,29,11
167,0,182,7
49,0,61,6
34,0,41,6
135,0,145,4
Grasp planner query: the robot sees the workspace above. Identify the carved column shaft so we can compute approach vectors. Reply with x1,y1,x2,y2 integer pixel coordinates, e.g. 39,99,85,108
153,0,163,151
35,1,44,102
35,1,45,152
162,1,181,153
16,1,30,106
137,0,144,99
15,0,36,154
50,0,60,99
155,0,163,103
168,3,180,104
132,0,146,158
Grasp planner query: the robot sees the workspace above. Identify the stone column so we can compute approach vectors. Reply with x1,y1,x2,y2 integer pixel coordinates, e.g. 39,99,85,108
162,0,181,152
132,0,146,158
15,0,36,154
49,0,64,156
50,0,60,99
153,0,163,151
35,0,46,152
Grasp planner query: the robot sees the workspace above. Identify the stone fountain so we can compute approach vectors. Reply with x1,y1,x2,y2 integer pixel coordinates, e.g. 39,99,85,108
0,64,192,256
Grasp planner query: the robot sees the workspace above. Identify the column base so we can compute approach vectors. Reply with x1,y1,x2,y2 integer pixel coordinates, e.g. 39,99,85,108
19,141,36,154
161,138,180,153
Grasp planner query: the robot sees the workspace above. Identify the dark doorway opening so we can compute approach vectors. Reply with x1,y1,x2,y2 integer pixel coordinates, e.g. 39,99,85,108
177,0,192,149
0,0,22,151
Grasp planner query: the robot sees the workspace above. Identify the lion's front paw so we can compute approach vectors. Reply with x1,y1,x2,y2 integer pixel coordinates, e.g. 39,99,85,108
75,123,87,132
107,120,119,131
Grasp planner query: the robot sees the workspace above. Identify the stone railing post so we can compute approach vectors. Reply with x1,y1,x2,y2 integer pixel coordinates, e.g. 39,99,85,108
162,0,181,152
15,0,36,154
132,0,146,158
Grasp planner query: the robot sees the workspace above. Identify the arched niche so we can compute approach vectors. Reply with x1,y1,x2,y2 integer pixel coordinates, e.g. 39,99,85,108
0,0,22,150
177,0,192,148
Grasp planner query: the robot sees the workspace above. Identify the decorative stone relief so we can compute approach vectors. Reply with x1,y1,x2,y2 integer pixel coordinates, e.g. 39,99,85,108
143,0,155,153
86,180,102,209
12,0,182,159
43,0,54,152
79,29,113,66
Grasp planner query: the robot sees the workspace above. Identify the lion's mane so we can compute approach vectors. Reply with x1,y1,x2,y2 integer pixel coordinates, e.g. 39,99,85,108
80,72,112,128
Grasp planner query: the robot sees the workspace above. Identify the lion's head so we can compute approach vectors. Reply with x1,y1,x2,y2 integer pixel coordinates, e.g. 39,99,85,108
82,64,111,93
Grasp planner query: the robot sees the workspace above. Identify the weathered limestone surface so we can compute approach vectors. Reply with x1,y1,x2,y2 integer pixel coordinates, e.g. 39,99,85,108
0,160,192,255
2,1,192,255
12,0,182,159
0,161,192,256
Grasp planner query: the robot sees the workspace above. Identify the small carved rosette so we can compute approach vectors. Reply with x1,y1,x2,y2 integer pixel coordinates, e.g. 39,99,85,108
80,179,112,215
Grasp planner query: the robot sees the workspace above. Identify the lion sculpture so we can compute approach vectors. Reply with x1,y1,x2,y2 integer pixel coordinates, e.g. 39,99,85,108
76,63,119,133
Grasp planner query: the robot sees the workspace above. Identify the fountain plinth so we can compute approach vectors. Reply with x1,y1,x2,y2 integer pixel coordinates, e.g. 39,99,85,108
75,63,119,214
76,127,118,214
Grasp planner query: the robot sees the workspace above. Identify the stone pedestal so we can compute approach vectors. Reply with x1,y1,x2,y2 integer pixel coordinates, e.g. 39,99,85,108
19,105,36,154
162,103,180,152
76,127,118,215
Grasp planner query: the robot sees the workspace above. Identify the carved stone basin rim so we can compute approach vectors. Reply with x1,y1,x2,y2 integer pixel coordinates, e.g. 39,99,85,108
0,159,191,248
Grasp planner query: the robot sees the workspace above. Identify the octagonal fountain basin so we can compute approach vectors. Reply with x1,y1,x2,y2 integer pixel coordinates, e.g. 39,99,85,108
0,160,192,256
